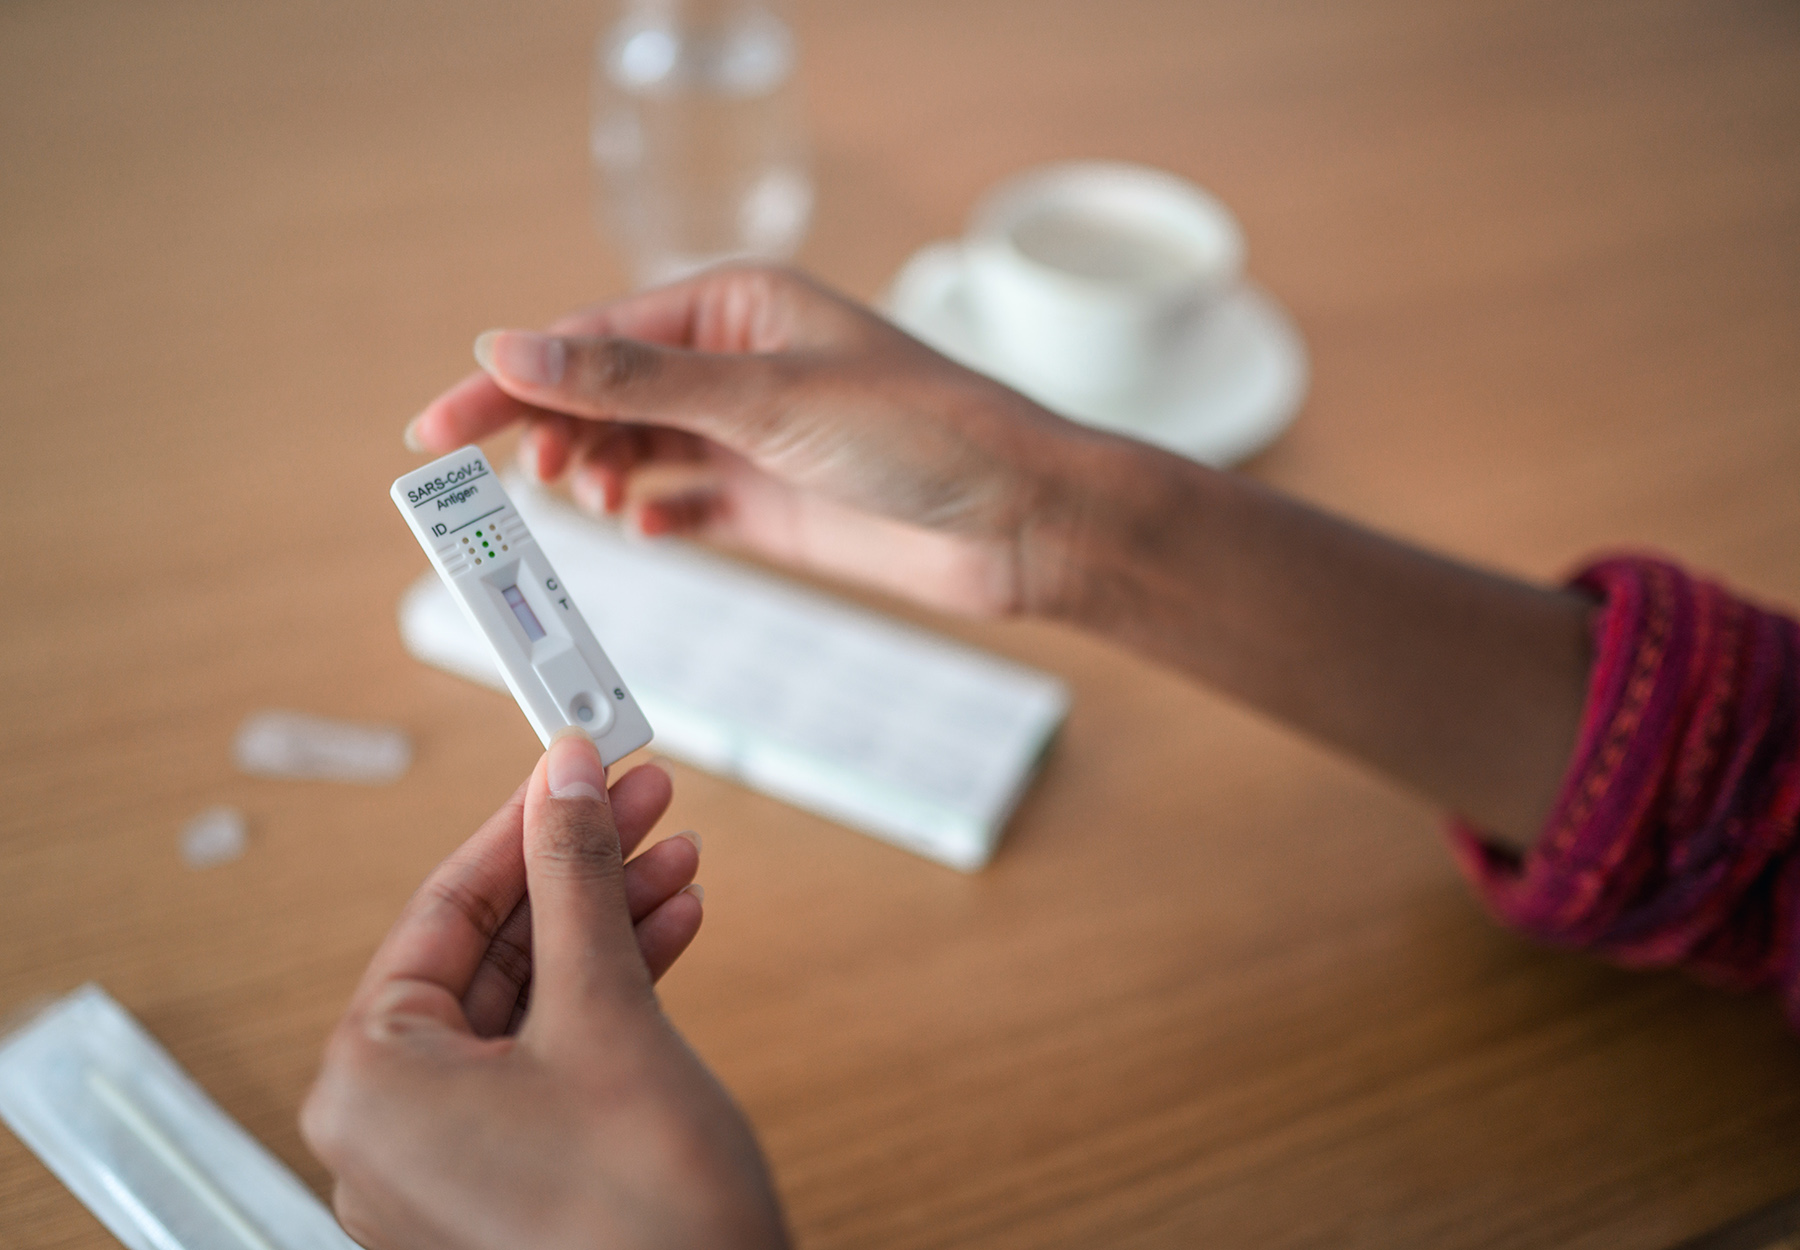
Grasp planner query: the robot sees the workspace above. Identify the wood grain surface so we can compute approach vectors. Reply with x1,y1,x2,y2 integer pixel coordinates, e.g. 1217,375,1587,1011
3,0,1798,1246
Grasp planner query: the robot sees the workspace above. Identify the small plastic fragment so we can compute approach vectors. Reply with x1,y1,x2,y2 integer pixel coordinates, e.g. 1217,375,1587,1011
233,710,411,784
181,807,248,869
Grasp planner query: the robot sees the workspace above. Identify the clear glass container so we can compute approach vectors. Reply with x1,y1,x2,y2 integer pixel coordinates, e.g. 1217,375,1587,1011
592,0,813,287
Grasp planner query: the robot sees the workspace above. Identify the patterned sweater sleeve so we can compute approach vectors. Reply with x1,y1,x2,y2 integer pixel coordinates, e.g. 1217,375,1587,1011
1449,557,1800,1025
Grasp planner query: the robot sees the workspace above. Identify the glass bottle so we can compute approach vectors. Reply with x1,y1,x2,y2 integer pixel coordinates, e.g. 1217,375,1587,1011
591,0,813,287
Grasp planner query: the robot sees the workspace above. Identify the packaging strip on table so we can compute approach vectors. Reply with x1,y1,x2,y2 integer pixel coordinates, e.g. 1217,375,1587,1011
399,476,1070,871
0,984,359,1250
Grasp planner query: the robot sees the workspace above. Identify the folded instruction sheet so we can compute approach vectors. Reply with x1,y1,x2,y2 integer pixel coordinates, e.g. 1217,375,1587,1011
399,476,1069,870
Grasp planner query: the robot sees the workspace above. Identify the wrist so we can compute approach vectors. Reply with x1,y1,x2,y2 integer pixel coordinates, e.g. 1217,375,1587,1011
1014,425,1216,627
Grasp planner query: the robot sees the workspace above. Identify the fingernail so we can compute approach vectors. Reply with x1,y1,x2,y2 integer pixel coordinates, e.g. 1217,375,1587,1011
364,982,438,1039
473,330,498,373
571,472,606,516
681,882,704,904
475,329,565,387
626,503,652,539
676,829,702,853
403,415,426,453
546,728,606,802
516,432,546,482
528,429,555,481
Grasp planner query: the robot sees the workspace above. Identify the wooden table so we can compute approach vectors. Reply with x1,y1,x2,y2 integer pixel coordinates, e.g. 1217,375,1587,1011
4,1,1798,1245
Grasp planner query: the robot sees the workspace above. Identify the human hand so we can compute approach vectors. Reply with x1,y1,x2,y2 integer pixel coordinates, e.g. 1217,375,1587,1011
402,272,1597,851
301,732,788,1250
405,266,1098,617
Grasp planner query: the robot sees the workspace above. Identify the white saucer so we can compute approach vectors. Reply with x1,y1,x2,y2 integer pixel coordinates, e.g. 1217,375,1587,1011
882,241,1309,467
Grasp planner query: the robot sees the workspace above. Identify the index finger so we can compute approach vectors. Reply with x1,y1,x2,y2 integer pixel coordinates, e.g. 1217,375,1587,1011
408,284,713,454
348,781,529,1020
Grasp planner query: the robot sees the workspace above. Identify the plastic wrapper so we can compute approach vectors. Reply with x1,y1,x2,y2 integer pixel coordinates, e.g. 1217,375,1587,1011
0,984,359,1250
181,806,248,868
233,711,410,784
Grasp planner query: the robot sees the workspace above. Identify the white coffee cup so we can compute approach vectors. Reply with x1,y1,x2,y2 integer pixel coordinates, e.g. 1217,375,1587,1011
962,161,1245,413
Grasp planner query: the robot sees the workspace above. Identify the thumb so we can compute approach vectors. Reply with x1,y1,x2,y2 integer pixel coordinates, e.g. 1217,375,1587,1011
519,730,652,1030
473,328,777,453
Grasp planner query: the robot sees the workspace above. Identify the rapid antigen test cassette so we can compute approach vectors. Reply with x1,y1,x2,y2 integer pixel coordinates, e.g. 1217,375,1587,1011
392,446,653,763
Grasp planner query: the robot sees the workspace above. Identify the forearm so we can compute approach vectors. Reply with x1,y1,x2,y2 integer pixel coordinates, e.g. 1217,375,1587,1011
435,272,1592,848
1021,430,1593,848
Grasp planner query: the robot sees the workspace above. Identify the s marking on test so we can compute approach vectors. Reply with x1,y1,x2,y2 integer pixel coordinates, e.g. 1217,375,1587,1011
391,447,654,764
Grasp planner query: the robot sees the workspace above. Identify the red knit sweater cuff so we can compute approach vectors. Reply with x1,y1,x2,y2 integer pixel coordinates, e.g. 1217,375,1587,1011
1448,557,1800,1025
